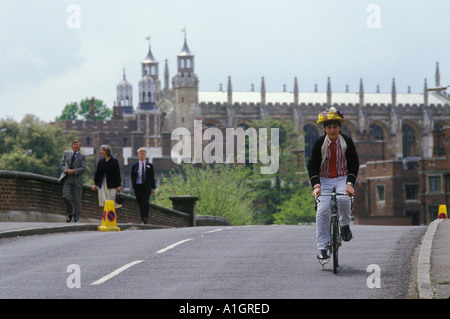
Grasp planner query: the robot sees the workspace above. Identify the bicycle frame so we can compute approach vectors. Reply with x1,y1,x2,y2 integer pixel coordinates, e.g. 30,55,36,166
314,192,354,274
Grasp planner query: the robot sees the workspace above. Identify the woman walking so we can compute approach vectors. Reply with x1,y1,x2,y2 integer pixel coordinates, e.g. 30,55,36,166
92,145,122,208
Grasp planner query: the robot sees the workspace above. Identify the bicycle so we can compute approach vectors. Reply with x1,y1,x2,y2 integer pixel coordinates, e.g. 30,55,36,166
314,192,354,274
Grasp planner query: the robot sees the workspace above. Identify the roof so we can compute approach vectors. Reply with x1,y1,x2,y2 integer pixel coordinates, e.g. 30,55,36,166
117,77,132,88
142,45,158,64
117,69,132,87
198,91,450,106
178,37,193,57
138,102,157,111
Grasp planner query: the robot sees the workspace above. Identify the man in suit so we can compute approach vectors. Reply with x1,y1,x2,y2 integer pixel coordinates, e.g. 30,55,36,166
131,147,156,224
60,140,86,223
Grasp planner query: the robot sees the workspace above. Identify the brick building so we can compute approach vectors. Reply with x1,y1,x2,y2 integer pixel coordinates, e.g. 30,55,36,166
56,35,450,225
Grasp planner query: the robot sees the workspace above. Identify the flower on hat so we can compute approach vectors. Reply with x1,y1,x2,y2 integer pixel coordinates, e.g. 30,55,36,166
317,107,345,125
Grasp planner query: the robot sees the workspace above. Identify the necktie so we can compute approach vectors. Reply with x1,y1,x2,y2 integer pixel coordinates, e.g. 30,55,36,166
329,142,337,178
141,162,145,184
70,152,76,169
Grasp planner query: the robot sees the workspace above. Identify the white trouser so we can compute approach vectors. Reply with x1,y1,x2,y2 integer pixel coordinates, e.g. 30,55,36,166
316,176,351,250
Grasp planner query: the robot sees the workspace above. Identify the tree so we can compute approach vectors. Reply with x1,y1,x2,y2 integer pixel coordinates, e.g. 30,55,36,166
154,164,259,225
55,97,112,121
247,118,308,224
0,115,79,177
0,117,20,155
78,98,112,121
55,102,78,121
272,185,316,225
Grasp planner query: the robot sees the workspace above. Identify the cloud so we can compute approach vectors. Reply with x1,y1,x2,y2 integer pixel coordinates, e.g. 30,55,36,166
0,1,84,93
0,0,448,122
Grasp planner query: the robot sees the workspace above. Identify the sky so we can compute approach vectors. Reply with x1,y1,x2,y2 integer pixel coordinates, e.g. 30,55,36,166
0,0,449,122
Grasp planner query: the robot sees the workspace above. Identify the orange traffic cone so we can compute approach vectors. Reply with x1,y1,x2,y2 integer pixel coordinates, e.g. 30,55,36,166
98,200,120,231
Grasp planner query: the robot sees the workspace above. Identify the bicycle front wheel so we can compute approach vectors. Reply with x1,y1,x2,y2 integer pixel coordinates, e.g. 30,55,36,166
331,216,339,274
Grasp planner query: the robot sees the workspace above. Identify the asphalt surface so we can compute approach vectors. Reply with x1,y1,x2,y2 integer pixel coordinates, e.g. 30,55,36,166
0,220,448,299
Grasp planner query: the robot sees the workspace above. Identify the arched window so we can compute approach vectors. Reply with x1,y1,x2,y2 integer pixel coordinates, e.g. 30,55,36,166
304,124,319,160
370,124,384,140
402,124,416,157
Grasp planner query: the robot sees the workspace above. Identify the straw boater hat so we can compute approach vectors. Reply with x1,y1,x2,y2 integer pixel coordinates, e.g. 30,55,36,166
316,107,346,125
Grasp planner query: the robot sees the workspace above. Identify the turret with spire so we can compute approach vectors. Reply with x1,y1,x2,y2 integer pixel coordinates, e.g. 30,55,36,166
327,77,332,106
359,78,364,106
138,36,159,110
142,37,159,81
116,68,133,107
293,77,299,106
260,76,266,106
435,62,441,88
227,76,232,105
171,29,199,130
424,78,428,107
164,59,169,93
177,30,195,74
358,78,368,135
391,77,397,107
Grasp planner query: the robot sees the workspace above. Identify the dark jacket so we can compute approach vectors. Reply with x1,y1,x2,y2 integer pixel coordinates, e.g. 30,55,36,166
307,133,359,188
94,157,121,189
131,161,156,191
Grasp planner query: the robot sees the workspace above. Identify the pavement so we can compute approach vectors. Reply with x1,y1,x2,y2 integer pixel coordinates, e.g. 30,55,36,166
0,219,448,299
417,218,450,299
0,222,168,239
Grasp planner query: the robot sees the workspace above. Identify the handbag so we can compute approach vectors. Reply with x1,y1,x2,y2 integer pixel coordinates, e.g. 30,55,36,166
115,191,124,204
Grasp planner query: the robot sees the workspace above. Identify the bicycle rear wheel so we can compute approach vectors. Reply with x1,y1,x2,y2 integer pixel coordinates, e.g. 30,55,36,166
331,216,339,274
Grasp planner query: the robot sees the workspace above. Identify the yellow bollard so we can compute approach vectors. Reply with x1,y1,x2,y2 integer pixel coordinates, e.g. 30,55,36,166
98,200,120,231
438,205,447,219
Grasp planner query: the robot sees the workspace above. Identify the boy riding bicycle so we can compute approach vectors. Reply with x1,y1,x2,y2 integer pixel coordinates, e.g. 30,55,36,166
307,107,359,260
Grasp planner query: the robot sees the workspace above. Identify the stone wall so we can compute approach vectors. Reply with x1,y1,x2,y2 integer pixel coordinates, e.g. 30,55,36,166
0,170,192,227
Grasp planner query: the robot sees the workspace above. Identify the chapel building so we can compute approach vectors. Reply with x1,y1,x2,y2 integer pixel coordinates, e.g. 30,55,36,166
57,35,450,225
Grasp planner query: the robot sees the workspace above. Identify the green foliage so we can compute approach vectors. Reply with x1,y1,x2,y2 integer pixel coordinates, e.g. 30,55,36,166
155,118,311,226
247,118,308,224
0,115,79,177
56,102,78,121
273,185,316,225
55,97,112,121
155,164,259,225
79,98,112,121
82,154,98,186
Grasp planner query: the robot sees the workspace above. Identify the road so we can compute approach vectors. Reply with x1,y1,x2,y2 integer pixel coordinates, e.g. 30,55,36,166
0,224,426,299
